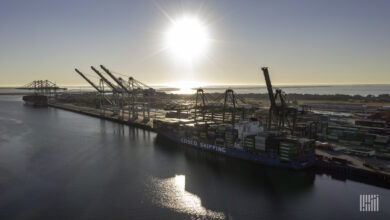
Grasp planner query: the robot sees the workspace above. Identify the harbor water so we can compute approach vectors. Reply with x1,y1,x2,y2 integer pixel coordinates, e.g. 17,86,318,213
0,95,389,219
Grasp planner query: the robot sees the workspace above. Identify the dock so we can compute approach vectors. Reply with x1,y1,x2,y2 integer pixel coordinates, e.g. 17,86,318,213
49,102,155,131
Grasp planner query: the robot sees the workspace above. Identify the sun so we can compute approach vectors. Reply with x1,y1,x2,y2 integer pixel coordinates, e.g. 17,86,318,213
165,16,210,63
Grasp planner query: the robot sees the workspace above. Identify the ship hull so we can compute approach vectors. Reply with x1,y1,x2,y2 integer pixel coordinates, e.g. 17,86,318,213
22,95,48,107
157,132,315,170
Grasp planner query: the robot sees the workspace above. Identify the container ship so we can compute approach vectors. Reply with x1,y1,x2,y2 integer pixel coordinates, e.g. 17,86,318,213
153,67,317,169
153,119,316,169
22,94,48,107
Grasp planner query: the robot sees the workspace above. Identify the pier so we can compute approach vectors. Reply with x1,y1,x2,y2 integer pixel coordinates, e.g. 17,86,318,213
49,102,155,131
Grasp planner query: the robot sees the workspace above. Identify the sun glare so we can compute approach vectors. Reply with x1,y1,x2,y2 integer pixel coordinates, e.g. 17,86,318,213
167,81,207,94
165,16,210,63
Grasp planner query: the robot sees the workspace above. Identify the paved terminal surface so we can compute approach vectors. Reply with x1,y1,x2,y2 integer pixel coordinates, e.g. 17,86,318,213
49,102,166,129
316,149,390,175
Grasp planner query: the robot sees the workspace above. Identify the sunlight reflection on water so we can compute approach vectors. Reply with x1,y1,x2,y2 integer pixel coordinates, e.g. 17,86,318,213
170,88,197,94
149,175,225,219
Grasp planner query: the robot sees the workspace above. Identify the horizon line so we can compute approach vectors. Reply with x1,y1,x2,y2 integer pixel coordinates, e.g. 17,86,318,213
1,82,390,88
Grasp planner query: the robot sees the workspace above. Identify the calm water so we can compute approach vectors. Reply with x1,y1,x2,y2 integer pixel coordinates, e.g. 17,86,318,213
0,95,389,220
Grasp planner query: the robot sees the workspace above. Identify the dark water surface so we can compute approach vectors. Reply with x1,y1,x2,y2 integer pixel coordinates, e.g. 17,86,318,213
0,96,389,220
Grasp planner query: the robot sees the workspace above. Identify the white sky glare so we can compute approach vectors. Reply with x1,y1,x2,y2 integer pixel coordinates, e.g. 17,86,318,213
0,0,389,86
164,15,210,65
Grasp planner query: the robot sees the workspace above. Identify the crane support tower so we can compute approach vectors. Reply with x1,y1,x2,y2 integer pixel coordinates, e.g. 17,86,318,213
91,66,123,116
261,67,297,134
74,68,115,115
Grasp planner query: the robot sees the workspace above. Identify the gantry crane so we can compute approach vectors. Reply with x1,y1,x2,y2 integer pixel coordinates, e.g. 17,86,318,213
18,80,67,96
90,66,123,116
75,68,114,106
99,65,153,121
75,68,103,93
262,67,297,134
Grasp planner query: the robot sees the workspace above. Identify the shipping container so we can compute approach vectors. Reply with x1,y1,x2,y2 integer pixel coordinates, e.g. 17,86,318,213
375,135,389,144
266,136,282,151
199,131,207,140
278,137,303,160
326,135,339,141
364,134,376,145
244,136,255,148
215,137,225,146
207,130,216,137
254,135,267,152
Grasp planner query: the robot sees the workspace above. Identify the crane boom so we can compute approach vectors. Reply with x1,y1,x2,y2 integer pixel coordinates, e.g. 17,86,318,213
75,68,102,92
261,67,276,108
100,65,131,94
91,66,120,93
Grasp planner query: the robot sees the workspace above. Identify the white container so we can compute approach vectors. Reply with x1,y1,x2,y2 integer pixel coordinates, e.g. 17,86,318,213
255,136,266,143
255,143,266,151
254,135,266,151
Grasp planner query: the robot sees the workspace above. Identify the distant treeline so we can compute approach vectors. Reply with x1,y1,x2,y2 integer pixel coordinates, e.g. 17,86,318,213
177,93,390,102
243,93,390,102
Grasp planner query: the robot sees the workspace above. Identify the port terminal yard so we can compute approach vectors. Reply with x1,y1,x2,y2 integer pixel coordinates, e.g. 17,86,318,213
17,65,390,188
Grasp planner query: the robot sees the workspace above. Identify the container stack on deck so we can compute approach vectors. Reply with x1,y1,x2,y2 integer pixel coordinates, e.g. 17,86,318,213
254,132,268,153
207,125,217,139
215,124,228,146
243,136,255,152
279,138,314,162
225,128,238,148
266,136,281,159
279,139,299,162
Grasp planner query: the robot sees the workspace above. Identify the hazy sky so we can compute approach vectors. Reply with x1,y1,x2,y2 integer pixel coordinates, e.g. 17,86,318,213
1,0,389,86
